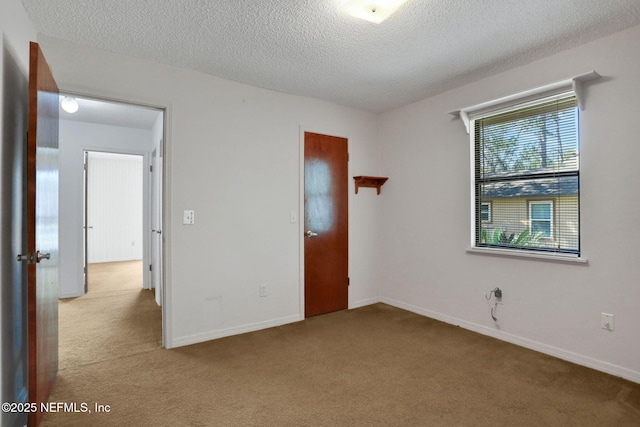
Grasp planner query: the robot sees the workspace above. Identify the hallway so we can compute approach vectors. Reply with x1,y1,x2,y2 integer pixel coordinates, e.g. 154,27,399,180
57,261,161,370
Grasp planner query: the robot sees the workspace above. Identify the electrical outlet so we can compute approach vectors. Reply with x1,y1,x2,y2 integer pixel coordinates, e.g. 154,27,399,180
259,284,267,297
601,313,614,331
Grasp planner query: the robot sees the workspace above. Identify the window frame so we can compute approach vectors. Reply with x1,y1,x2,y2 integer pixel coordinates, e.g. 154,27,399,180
528,200,554,239
453,73,600,263
467,91,583,260
480,202,492,223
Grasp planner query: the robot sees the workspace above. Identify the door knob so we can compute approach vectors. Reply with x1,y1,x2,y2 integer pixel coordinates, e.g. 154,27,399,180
16,251,49,263
305,230,318,237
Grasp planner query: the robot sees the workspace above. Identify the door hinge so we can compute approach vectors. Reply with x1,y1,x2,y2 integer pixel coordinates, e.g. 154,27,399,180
149,264,153,272
150,165,153,173
347,277,350,286
347,153,350,162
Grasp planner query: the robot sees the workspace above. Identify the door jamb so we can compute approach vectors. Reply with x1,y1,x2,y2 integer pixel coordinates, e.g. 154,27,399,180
60,89,171,348
83,149,151,287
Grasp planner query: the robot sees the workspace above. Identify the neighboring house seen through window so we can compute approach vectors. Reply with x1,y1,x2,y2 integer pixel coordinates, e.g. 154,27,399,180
472,94,580,255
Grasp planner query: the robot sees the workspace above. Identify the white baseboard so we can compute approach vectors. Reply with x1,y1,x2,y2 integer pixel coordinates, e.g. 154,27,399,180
350,296,381,309
59,291,83,299
166,297,640,384
169,314,302,349
380,296,640,384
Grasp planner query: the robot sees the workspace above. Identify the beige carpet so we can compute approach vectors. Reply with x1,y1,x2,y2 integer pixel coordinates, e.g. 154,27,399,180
43,268,640,426
56,261,162,370
84,260,145,295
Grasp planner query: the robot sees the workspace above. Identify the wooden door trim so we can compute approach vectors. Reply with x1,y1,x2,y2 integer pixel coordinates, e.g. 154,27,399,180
298,126,350,318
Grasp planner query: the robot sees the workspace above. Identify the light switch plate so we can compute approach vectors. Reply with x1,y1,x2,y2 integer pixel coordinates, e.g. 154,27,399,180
183,210,195,225
601,312,614,331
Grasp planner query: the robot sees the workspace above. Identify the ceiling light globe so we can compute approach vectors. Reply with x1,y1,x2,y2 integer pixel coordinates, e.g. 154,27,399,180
61,96,79,113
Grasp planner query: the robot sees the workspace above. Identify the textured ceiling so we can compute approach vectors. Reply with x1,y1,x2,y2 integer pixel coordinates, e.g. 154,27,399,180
21,0,640,113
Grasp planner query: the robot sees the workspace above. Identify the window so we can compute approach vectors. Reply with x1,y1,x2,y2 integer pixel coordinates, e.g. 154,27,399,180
473,94,580,255
480,202,491,222
529,201,553,238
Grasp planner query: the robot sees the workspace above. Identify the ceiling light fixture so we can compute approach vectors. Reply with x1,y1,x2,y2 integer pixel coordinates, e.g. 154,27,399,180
60,96,79,113
341,0,410,24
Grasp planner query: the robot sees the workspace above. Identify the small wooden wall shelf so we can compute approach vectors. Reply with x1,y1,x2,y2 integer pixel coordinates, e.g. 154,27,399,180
353,176,389,195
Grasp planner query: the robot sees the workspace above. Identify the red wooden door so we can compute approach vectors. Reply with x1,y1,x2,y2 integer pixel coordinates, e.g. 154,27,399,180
304,132,348,317
27,42,59,426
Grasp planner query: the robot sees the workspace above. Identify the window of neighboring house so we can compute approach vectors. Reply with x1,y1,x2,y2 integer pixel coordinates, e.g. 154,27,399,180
472,93,580,255
529,201,553,238
480,202,491,222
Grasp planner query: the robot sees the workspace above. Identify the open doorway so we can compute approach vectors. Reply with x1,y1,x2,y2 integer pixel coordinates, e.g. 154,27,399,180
84,151,145,294
58,93,165,348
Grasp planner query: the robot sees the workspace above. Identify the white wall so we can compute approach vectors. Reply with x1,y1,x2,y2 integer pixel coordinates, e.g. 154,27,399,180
87,152,144,263
41,37,382,348
0,0,36,424
377,24,640,382
58,119,153,297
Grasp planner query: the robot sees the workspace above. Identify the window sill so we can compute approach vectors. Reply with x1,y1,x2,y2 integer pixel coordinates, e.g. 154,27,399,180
467,247,588,265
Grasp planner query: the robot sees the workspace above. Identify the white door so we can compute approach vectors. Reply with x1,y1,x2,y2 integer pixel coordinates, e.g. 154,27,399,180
150,142,163,306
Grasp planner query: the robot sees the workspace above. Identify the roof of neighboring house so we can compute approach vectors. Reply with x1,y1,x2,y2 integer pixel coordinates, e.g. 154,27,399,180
482,176,578,198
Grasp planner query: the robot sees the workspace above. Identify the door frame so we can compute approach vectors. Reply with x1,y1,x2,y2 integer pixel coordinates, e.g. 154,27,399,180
83,150,149,287
59,88,172,348
298,126,350,318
